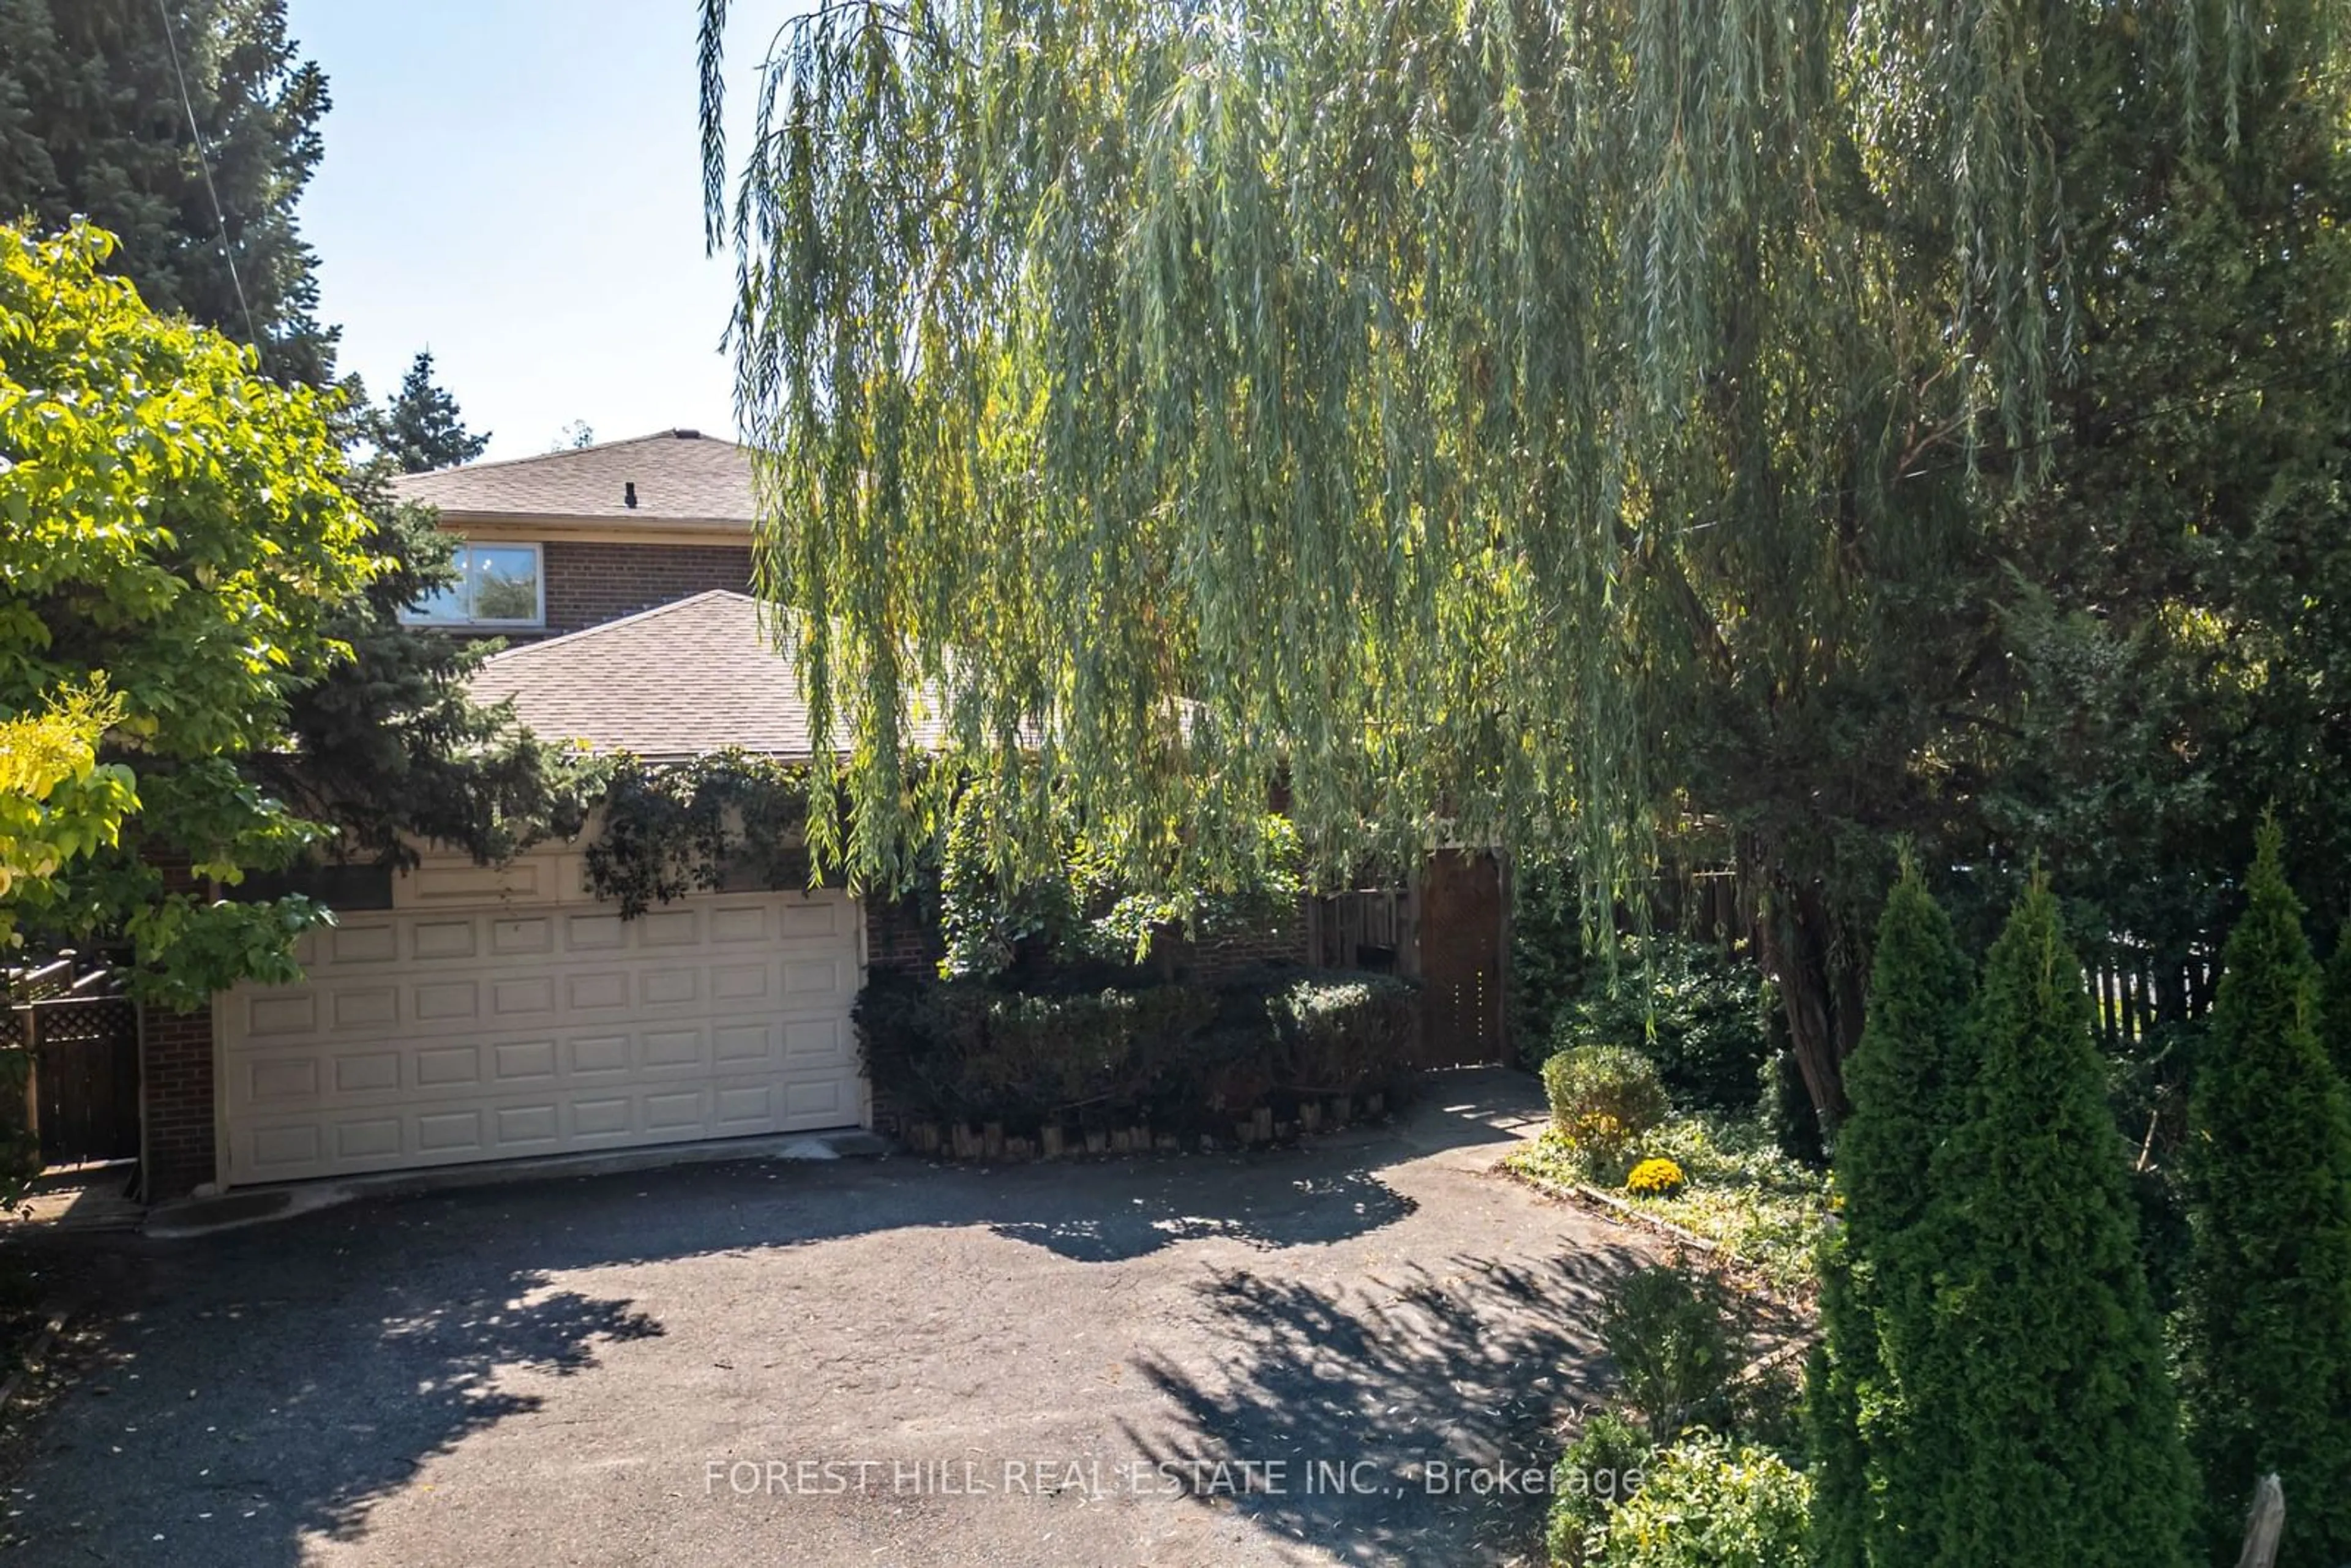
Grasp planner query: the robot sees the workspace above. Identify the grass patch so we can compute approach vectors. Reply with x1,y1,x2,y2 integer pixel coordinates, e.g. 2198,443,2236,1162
1507,1113,1833,1296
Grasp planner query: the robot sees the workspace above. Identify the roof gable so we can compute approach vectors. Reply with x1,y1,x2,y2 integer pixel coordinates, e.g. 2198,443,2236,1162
392,429,756,527
469,591,943,762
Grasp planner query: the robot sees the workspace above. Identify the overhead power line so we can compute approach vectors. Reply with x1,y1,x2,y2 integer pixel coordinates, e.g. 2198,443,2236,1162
152,0,261,354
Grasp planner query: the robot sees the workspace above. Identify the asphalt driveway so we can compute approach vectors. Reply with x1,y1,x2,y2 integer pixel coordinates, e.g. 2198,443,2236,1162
2,1069,1651,1567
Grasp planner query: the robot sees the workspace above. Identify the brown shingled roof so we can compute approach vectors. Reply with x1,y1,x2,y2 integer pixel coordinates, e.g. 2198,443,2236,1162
469,591,945,762
392,429,756,526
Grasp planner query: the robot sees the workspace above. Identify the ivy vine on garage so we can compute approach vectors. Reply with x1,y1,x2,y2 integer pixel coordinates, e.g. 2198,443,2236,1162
581,750,824,916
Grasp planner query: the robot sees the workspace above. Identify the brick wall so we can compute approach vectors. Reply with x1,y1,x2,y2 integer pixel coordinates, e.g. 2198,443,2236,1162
539,540,755,636
861,893,942,1136
135,855,216,1201
1153,901,1311,982
864,893,942,980
139,1000,217,1201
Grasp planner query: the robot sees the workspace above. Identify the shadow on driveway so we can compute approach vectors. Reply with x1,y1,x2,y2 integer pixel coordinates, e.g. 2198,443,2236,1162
1,1067,1621,1566
1128,1247,1643,1565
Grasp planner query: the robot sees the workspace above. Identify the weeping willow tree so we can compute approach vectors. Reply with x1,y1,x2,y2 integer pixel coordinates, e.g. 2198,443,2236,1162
699,0,2347,1114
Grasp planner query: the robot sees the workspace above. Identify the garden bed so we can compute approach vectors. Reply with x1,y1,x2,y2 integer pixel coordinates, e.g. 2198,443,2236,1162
1505,1114,1834,1299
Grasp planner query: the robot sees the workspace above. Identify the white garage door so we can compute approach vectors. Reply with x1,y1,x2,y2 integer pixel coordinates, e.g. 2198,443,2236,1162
219,884,865,1185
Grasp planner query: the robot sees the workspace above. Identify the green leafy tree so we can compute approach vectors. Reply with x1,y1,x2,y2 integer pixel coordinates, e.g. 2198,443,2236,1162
377,350,489,473
0,683,135,947
1910,880,2192,1567
1808,861,1976,1566
696,0,2351,1121
0,0,334,384
2183,823,2351,1566
0,221,373,1005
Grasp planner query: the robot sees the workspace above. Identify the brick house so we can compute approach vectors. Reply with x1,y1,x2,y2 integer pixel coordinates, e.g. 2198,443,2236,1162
134,433,1502,1202
390,427,757,638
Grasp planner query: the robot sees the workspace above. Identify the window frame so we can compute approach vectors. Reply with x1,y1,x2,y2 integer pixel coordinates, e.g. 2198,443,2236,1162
399,541,546,630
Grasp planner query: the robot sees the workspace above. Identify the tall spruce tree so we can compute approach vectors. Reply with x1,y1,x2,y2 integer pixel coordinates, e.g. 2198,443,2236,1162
1913,879,2192,1567
1809,863,1977,1566
379,350,490,473
0,0,334,384
2184,825,2351,1566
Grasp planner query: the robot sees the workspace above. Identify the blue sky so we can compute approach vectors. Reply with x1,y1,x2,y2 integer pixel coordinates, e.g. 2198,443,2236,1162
288,1,792,460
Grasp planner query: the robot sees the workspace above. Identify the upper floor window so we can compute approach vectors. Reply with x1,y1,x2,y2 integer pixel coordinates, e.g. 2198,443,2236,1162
400,543,544,628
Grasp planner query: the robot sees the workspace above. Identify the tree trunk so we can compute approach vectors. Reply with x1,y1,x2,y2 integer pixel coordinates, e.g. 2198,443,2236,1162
1749,855,1860,1131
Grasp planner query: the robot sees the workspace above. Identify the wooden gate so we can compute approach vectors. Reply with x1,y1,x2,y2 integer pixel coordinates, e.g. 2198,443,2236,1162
1305,850,1509,1068
6,955,141,1167
1414,850,1507,1067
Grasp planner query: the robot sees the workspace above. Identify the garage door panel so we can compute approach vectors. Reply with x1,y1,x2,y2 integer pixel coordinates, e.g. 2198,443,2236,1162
639,1027,707,1071
222,887,864,1185
709,905,771,943
329,925,400,964
779,902,839,939
642,967,701,1005
783,1075,849,1124
783,1018,849,1064
245,992,318,1037
495,1104,561,1148
713,1021,775,1065
638,909,700,947
493,1039,559,1084
564,912,626,950
414,1044,482,1088
490,975,558,1019
332,988,400,1029
247,1057,320,1103
334,1118,400,1163
491,917,553,956
411,920,478,961
570,1096,633,1138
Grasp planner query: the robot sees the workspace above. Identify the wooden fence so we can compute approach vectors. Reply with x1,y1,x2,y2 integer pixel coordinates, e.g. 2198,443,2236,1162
2087,945,2219,1053
4,953,140,1168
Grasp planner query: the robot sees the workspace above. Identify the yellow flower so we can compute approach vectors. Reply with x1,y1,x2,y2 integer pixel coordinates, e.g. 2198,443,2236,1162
1625,1157,1685,1197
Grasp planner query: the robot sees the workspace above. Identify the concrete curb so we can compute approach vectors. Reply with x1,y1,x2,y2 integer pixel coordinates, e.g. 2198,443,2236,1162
143,1127,890,1239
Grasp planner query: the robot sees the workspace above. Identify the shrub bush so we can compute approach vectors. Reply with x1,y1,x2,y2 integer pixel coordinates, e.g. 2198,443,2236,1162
1600,1263,1739,1442
1545,1045,1672,1142
1554,936,1782,1116
856,965,1417,1138
1547,1408,1651,1566
1262,970,1420,1091
1584,1435,1811,1568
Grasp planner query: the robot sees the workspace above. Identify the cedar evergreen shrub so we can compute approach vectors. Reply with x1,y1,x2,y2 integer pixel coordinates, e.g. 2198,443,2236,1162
1807,862,1976,1567
1909,878,2192,1567
2183,824,2351,1567
2323,917,2351,1089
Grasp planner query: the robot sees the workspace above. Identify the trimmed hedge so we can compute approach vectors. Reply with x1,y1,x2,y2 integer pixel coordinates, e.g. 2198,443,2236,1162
857,964,1419,1136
